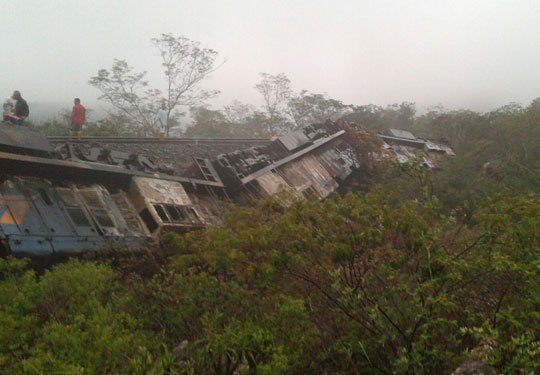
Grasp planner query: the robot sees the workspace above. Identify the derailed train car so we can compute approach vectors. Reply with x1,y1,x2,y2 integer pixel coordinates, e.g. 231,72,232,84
212,122,360,202
0,177,148,256
0,120,453,257
0,123,225,256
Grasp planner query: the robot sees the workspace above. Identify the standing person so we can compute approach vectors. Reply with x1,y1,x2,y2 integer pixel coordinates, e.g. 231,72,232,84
156,102,168,140
12,90,29,125
70,98,86,140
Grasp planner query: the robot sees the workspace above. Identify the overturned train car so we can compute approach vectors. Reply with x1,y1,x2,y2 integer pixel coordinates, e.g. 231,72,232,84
0,123,224,256
0,120,453,257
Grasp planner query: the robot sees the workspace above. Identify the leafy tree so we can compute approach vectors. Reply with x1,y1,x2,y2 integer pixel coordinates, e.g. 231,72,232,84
40,109,71,136
152,33,220,136
413,108,485,154
89,59,162,135
223,100,271,137
344,102,416,132
289,91,351,128
223,100,257,125
89,34,219,136
384,102,416,130
84,114,135,136
184,106,233,137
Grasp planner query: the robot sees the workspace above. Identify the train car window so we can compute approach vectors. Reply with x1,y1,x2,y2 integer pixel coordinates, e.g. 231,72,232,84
56,189,95,230
139,208,158,233
303,186,317,198
57,189,79,206
38,188,53,205
154,205,169,222
93,208,115,227
187,207,201,221
165,205,185,221
79,190,117,230
65,207,92,227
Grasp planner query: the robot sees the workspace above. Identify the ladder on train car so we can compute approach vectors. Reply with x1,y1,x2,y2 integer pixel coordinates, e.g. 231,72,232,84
193,157,229,201
194,157,221,183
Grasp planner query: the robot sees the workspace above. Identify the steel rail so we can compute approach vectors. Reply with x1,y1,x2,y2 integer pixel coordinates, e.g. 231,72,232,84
47,136,271,145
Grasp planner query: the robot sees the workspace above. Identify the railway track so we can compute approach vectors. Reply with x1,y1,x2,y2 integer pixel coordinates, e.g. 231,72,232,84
47,136,272,145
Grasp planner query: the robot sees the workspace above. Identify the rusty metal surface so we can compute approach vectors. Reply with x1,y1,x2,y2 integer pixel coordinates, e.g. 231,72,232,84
241,131,346,184
48,136,272,144
280,154,338,198
128,177,209,235
0,123,52,155
48,137,272,176
388,128,417,140
277,130,312,152
425,140,455,155
254,172,300,198
379,134,425,148
0,151,224,188
131,177,192,206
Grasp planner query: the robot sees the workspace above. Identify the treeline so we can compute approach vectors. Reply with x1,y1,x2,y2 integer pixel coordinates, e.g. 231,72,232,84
383,99,540,212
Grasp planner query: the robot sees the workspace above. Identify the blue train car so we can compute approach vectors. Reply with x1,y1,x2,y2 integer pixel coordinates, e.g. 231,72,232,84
0,177,150,257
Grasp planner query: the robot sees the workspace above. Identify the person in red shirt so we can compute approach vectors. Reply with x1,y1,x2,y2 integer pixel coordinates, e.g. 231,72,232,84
70,98,86,140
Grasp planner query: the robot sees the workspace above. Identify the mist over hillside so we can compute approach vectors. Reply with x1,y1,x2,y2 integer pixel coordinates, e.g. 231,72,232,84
29,101,108,125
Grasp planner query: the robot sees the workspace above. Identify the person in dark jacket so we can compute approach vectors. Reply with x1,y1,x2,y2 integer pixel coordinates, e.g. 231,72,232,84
12,90,29,125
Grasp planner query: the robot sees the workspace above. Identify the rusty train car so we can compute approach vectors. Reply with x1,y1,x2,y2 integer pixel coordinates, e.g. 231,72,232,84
0,120,452,257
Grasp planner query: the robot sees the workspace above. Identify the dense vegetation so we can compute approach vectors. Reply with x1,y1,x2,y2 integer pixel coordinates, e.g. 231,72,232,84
2,186,540,374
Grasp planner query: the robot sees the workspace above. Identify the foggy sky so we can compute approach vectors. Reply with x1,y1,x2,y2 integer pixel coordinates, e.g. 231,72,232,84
2,0,540,118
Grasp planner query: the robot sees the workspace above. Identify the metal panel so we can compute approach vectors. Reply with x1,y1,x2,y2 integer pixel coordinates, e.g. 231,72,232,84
241,131,345,184
388,129,417,140
49,236,107,255
0,202,21,235
318,146,359,181
0,123,52,155
255,172,295,196
0,151,224,188
78,186,121,236
131,177,192,206
277,131,312,152
254,172,302,204
279,154,338,199
2,195,48,236
425,140,455,155
129,177,206,234
55,187,99,237
24,180,78,238
111,191,150,236
7,235,53,256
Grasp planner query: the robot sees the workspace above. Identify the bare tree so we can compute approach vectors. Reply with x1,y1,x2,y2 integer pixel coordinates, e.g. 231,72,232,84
223,100,256,124
152,33,220,135
89,60,161,135
89,34,219,136
254,72,293,135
